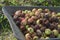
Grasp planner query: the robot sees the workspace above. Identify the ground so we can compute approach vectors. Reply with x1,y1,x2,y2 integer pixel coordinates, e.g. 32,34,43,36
0,31,17,40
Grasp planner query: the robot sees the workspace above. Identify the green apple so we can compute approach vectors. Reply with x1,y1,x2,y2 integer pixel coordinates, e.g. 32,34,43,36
58,24,60,28
28,27,34,33
56,13,60,17
27,10,31,13
45,29,51,35
32,8,36,12
38,8,42,12
24,10,28,13
26,25,29,30
52,29,59,36
57,34,60,38
33,36,38,40
43,32,47,38
25,33,32,40
36,19,40,24
40,37,45,39
30,12,34,16
45,37,49,39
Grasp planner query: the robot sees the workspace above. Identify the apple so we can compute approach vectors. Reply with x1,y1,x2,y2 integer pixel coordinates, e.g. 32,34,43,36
45,37,49,39
45,29,51,35
38,8,42,13
28,18,34,23
25,33,32,40
52,29,59,36
56,13,60,17
36,19,40,24
32,8,37,12
40,37,45,39
36,29,42,37
21,19,27,25
44,9,50,13
28,27,34,33
33,36,38,40
57,34,60,38
13,15,18,21
15,10,22,16
40,27,46,32
26,25,29,30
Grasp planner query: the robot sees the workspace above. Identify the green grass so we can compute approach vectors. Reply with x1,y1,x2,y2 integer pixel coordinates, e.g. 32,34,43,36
0,13,17,40
0,32,17,40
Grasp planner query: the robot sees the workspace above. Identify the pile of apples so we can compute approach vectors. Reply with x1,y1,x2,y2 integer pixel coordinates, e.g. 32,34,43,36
13,8,60,40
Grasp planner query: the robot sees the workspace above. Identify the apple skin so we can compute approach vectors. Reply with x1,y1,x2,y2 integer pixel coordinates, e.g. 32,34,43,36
45,29,51,35
27,27,34,33
52,29,59,36
36,29,42,37
26,25,29,30
40,27,46,32
31,32,37,37
21,19,27,25
13,15,19,21
18,17,25,21
56,13,60,17
40,37,45,39
33,36,38,40
16,21,20,27
50,32,55,38
35,11,40,16
34,25,40,30
57,34,60,38
38,8,43,13
31,16,37,20
43,19,50,28
58,25,60,33
28,18,34,24
45,37,49,39
44,9,50,13
36,19,40,25
25,33,32,40
32,8,37,12
15,10,22,16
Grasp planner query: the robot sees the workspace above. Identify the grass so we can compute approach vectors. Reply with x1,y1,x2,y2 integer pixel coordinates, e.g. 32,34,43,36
0,32,17,40
0,13,17,40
